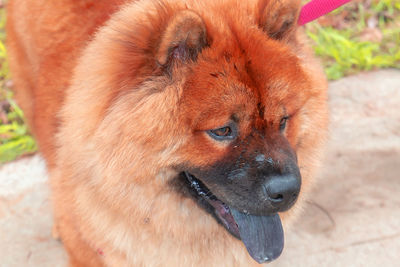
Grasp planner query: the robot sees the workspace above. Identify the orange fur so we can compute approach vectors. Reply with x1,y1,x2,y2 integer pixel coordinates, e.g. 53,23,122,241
7,0,328,266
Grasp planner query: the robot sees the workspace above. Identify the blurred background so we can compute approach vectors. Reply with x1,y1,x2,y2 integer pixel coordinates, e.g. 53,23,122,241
0,1,399,266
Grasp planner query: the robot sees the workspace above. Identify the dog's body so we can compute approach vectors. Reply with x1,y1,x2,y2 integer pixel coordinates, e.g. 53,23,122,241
7,0,328,266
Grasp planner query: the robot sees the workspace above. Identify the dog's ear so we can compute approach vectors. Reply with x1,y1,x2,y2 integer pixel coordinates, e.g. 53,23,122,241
258,0,301,41
156,10,207,71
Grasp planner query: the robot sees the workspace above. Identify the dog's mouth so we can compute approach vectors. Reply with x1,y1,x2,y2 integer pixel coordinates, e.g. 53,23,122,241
182,172,284,264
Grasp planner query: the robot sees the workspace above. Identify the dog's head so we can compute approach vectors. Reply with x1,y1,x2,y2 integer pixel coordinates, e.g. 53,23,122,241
155,1,325,263
62,0,328,264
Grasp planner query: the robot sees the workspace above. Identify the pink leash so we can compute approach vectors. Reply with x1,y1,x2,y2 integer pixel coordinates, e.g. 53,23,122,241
298,0,352,25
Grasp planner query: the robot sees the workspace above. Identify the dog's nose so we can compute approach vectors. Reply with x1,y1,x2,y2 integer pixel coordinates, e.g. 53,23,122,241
262,174,300,212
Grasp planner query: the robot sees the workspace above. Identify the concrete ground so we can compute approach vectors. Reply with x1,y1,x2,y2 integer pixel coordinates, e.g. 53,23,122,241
1,70,399,267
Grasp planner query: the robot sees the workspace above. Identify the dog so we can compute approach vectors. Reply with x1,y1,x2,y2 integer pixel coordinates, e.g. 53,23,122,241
7,0,328,265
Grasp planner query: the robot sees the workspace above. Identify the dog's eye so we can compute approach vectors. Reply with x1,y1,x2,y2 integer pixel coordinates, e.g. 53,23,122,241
212,127,231,136
279,116,289,131
207,124,237,141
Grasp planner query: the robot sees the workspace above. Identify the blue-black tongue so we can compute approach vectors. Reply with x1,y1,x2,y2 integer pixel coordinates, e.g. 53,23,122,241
230,208,284,264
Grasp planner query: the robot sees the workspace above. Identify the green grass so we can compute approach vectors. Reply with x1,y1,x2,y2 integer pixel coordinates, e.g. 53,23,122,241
0,9,37,163
307,26,400,80
0,1,399,162
305,0,400,80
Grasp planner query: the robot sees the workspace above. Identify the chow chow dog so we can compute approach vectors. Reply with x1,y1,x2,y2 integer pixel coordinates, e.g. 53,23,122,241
7,0,328,265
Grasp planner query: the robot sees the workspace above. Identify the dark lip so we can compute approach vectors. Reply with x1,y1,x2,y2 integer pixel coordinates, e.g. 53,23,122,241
183,171,241,239
176,172,285,264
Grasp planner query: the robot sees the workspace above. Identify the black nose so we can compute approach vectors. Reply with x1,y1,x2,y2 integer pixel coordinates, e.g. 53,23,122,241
263,174,301,212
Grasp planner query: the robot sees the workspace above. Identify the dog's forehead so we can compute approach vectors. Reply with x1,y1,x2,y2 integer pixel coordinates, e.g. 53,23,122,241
180,58,257,127
245,43,310,118
182,35,308,122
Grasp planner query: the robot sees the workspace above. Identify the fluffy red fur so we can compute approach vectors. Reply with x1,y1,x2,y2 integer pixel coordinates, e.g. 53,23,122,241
7,0,328,266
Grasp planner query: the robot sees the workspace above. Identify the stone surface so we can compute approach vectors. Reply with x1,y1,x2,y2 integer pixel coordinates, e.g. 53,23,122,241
1,70,400,266
0,156,67,267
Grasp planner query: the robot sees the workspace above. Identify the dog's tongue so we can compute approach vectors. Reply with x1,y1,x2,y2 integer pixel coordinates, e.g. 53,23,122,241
230,208,284,264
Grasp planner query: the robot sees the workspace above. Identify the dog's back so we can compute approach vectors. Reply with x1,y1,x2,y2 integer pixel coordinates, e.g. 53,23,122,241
7,0,128,165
